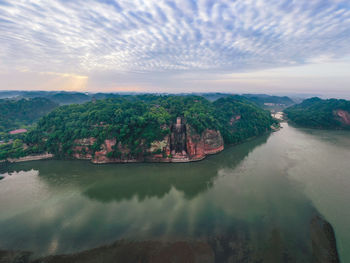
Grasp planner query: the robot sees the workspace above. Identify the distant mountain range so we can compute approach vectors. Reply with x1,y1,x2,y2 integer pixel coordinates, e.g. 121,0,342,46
0,91,296,108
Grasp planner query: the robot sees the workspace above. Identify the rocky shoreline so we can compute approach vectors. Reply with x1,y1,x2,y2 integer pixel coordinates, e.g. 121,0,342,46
6,153,53,163
0,116,279,165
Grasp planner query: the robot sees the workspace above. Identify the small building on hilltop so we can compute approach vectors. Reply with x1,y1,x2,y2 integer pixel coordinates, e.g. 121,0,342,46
9,129,27,135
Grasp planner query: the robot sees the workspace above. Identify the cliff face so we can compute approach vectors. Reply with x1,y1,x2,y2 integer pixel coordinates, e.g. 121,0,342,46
72,138,95,160
186,126,224,161
72,117,224,164
73,138,138,164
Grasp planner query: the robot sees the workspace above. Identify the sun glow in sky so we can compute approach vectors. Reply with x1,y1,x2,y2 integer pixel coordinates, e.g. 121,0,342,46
0,0,350,95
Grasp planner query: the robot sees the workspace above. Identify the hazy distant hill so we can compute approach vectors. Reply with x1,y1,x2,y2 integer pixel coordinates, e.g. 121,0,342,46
199,93,295,111
284,97,350,129
0,91,91,105
0,91,296,110
242,94,295,106
49,92,91,104
0,91,57,99
92,93,124,100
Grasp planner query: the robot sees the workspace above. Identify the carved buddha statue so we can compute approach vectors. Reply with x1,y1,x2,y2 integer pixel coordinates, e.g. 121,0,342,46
171,117,187,155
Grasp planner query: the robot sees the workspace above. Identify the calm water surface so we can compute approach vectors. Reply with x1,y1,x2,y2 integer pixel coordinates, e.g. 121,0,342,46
0,123,349,261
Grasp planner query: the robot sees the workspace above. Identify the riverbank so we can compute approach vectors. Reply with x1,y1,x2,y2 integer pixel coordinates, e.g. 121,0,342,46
1,128,277,165
0,137,256,165
6,153,53,163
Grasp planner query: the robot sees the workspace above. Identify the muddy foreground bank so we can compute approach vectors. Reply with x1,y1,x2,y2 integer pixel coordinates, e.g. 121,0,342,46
0,216,339,263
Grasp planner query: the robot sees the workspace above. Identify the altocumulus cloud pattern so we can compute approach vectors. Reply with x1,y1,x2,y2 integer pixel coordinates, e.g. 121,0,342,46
0,0,350,75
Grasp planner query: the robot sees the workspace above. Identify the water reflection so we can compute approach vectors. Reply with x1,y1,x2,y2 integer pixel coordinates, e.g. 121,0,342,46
5,135,269,202
276,123,350,262
0,130,340,261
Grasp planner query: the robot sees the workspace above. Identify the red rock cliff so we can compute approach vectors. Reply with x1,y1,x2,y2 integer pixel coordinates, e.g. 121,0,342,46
186,126,224,161
71,118,224,164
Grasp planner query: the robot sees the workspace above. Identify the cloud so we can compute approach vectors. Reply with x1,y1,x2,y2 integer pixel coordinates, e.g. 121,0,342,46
0,0,350,93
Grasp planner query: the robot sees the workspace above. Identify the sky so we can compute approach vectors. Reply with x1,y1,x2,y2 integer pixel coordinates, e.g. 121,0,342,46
0,0,350,96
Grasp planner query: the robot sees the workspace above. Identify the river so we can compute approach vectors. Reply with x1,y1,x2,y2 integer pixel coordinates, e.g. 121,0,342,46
0,123,349,262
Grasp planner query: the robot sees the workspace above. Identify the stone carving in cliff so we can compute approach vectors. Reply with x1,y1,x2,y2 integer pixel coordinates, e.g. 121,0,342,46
170,117,187,157
73,138,96,160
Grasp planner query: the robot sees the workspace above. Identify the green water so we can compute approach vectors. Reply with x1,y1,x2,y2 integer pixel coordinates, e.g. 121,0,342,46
0,123,349,261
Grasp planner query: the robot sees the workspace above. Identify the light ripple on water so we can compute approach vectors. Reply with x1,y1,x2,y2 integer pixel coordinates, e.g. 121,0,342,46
0,123,349,261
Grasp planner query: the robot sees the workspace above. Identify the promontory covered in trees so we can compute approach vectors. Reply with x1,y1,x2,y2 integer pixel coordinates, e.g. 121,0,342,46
284,97,350,129
1,95,277,163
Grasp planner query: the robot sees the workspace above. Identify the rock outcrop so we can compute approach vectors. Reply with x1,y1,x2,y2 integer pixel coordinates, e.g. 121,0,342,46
71,117,224,164
310,215,340,263
72,138,96,160
185,126,224,161
335,109,350,126
73,138,138,164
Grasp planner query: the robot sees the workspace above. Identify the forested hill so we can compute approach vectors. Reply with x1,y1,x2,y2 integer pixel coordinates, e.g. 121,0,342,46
284,97,350,129
0,98,58,134
198,93,295,111
1,95,276,160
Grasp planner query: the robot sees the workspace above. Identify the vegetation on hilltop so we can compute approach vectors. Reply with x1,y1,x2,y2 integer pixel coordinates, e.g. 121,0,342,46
284,97,350,129
0,97,58,134
1,95,275,160
214,96,277,144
